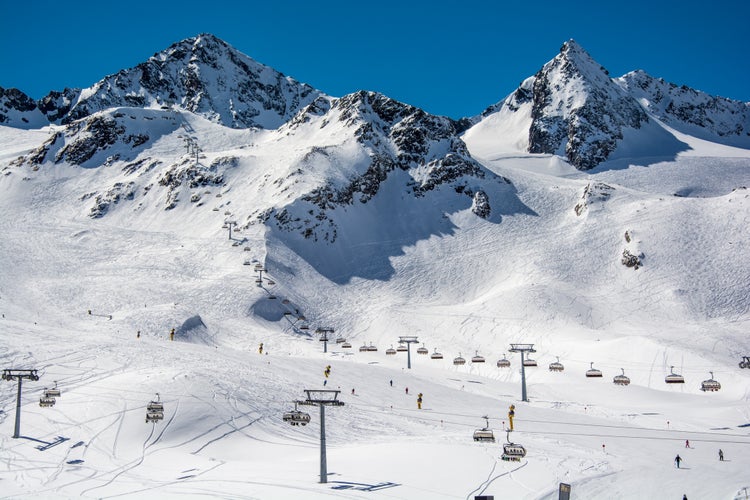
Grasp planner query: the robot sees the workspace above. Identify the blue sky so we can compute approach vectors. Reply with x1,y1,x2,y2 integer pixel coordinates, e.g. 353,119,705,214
2,0,748,119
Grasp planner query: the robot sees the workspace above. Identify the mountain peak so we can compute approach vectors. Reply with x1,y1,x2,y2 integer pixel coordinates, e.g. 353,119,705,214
37,33,324,129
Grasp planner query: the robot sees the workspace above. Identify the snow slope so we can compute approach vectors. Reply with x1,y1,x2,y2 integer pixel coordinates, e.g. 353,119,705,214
1,35,749,499
1,111,749,498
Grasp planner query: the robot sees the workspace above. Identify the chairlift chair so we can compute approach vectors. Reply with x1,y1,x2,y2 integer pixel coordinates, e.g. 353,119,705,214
366,343,378,352
335,337,346,344
299,323,310,331
243,260,251,265
613,368,631,386
386,345,397,356
665,366,685,384
472,416,495,442
254,263,264,271
359,343,369,352
396,345,408,353
431,349,444,360
471,351,486,363
417,344,429,355
522,357,537,367
266,280,276,286
453,353,466,366
39,396,56,408
45,381,61,398
586,362,603,378
549,356,564,372
146,393,164,423
501,430,526,461
283,403,311,426
341,341,352,349
497,354,511,368
282,299,291,305
700,372,721,392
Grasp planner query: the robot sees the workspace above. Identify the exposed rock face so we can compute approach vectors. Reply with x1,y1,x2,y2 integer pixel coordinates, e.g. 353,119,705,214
617,70,750,147
38,33,323,129
19,109,178,168
526,41,649,170
267,91,504,242
574,182,614,216
0,86,48,128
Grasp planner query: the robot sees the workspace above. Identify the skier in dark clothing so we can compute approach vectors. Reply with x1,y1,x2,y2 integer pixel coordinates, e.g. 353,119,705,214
674,454,682,468
719,449,724,461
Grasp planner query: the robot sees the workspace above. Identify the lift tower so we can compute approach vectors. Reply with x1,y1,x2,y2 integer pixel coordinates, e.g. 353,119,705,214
2,369,39,438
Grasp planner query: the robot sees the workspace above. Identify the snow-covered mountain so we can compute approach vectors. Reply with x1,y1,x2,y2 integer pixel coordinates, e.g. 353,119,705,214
35,33,323,129
1,35,749,499
466,40,749,170
0,86,48,129
616,69,750,148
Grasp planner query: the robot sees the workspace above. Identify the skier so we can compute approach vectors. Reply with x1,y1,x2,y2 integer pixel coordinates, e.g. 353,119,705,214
405,387,409,395
258,342,264,354
719,449,724,461
324,365,331,378
390,379,393,387
137,330,141,339
170,328,175,341
508,404,516,431
685,439,690,448
674,454,682,468
351,388,355,395
417,393,423,409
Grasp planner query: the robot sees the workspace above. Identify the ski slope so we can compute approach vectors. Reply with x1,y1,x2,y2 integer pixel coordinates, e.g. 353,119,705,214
1,116,749,499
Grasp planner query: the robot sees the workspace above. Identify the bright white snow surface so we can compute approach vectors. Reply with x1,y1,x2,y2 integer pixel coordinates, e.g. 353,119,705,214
1,112,749,500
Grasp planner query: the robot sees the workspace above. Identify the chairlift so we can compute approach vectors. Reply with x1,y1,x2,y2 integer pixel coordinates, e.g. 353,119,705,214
266,280,276,286
386,345,397,356
522,357,537,367
283,311,292,317
299,323,310,331
243,260,252,265
586,362,603,378
255,279,263,286
665,365,685,384
341,341,352,349
39,395,56,408
417,344,429,355
282,299,291,305
359,343,369,352
613,368,631,386
431,349,444,360
45,381,61,398
283,403,311,426
497,354,511,368
453,353,466,366
335,337,346,344
471,351,485,363
472,416,495,442
549,356,564,372
396,345,408,353
244,246,252,251
700,372,721,392
268,294,277,300
254,263,264,271
146,393,164,423
366,343,378,352
501,430,526,461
